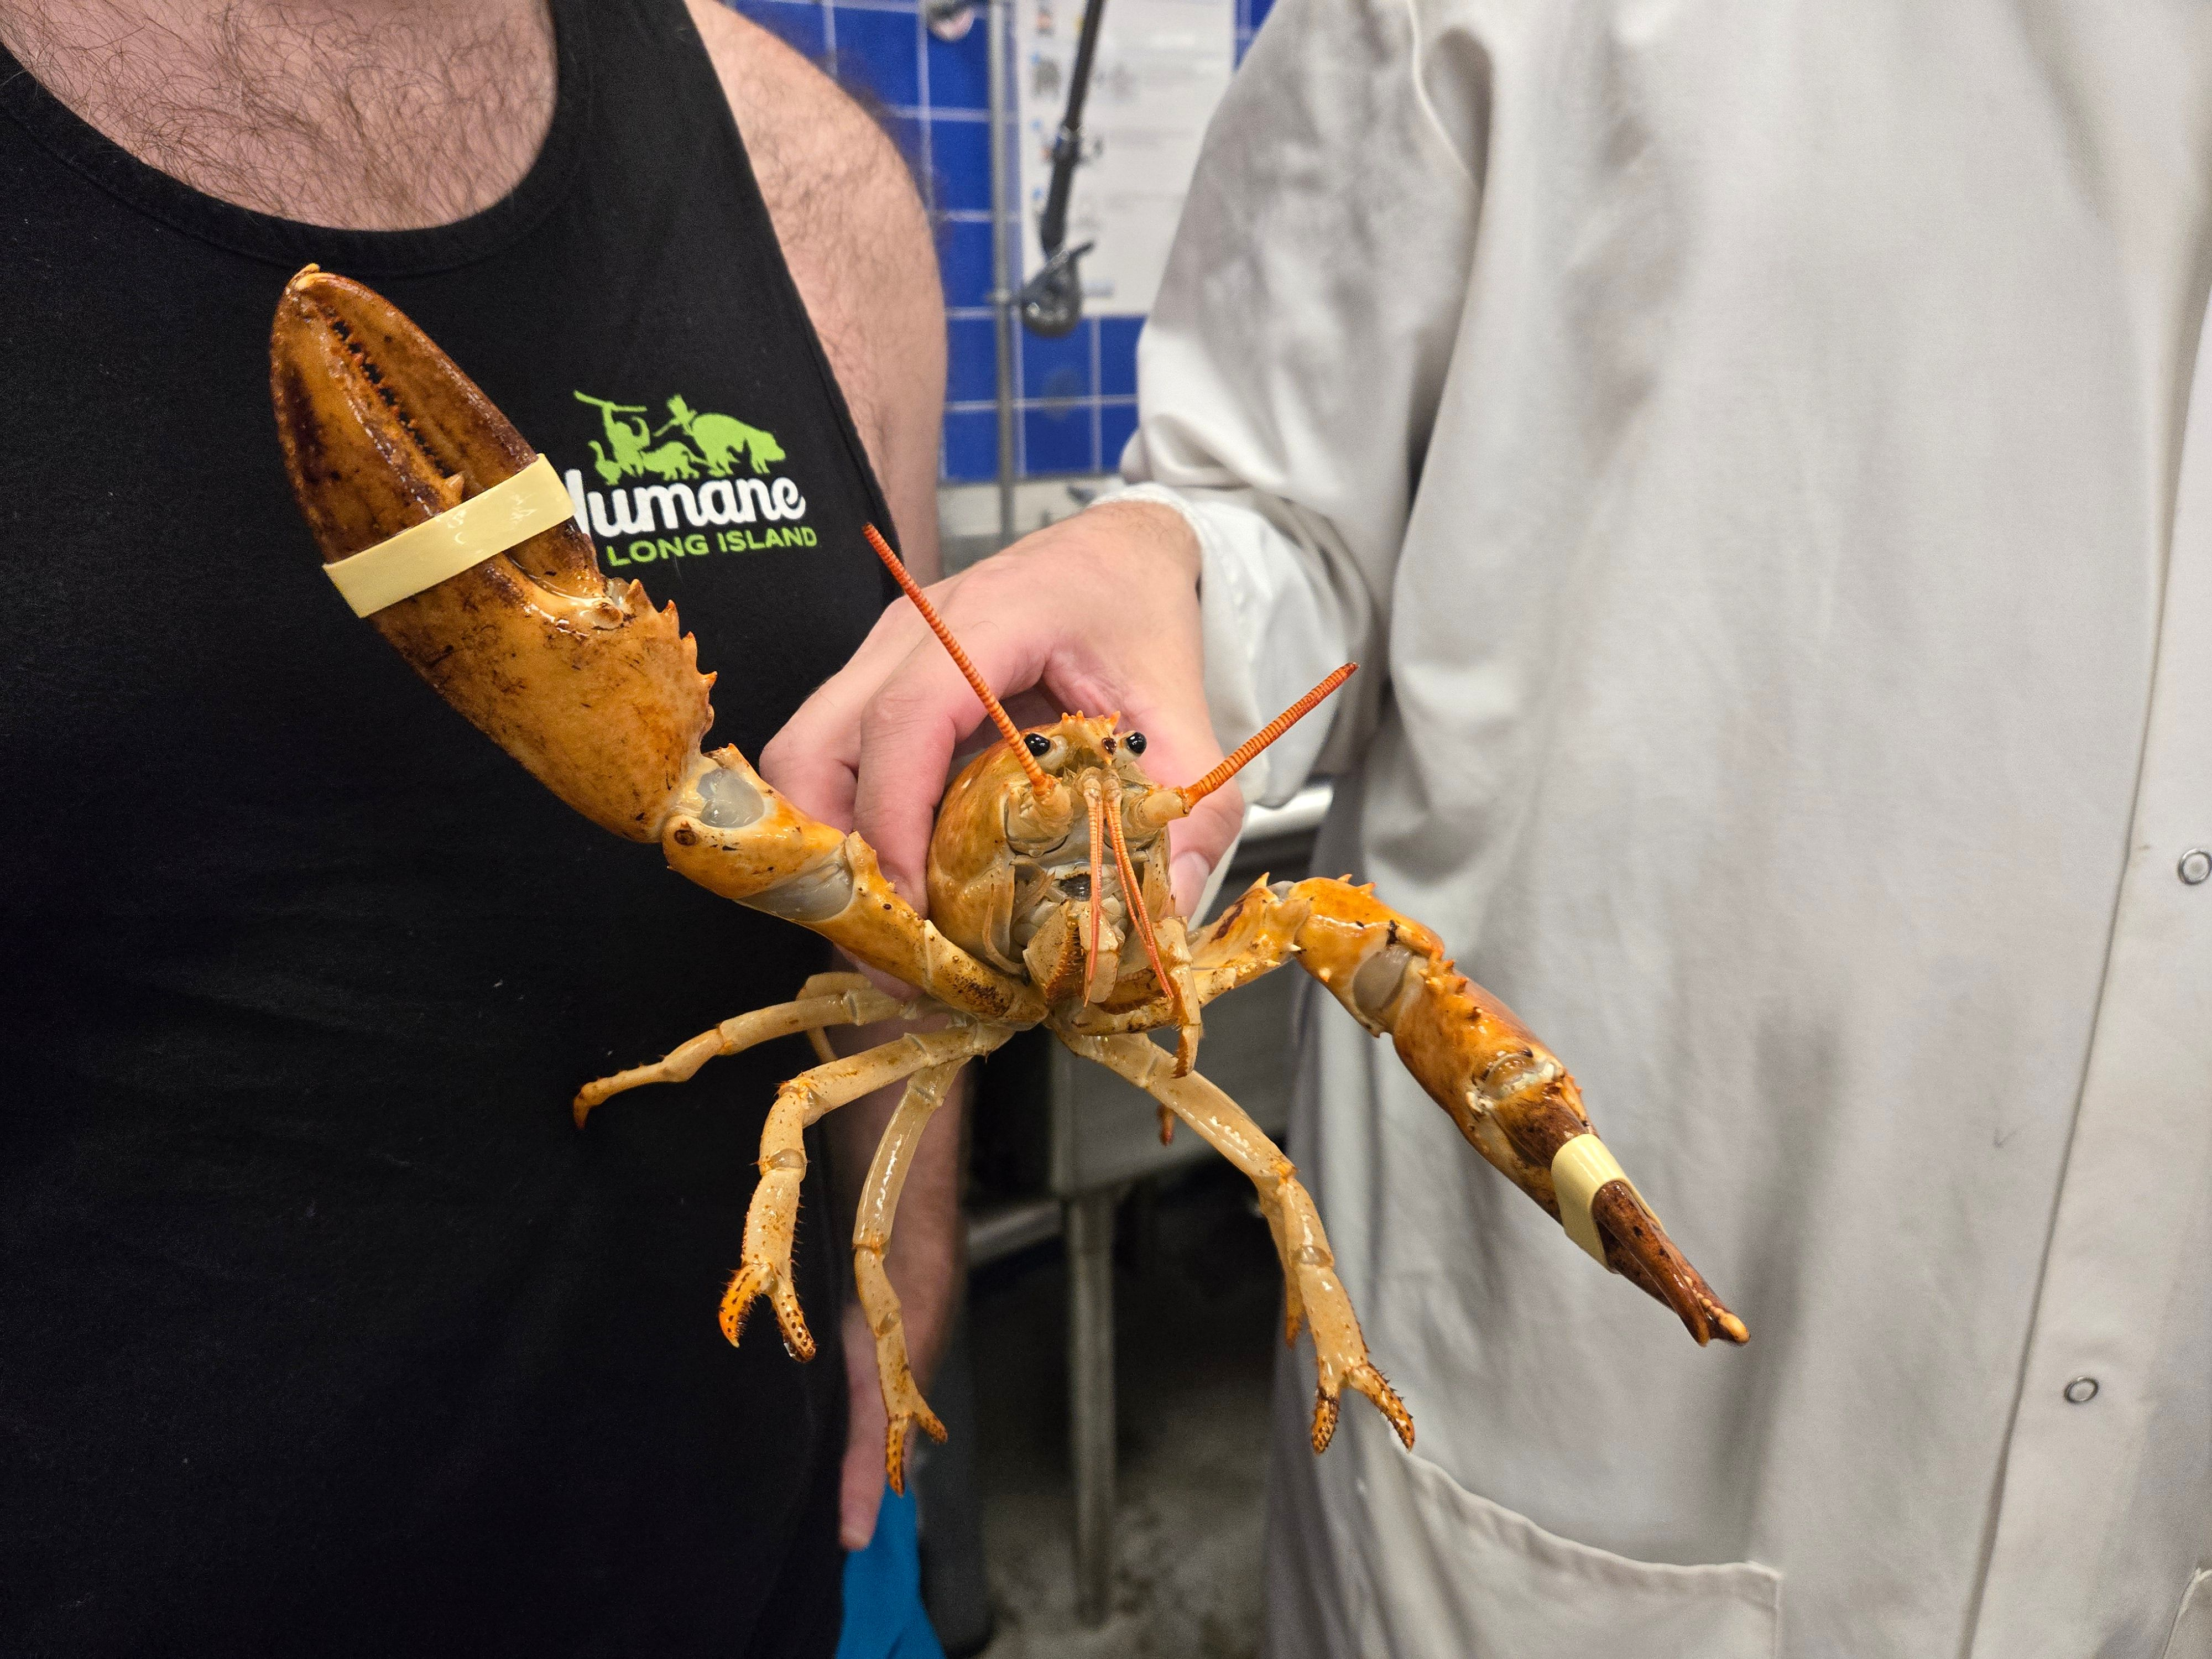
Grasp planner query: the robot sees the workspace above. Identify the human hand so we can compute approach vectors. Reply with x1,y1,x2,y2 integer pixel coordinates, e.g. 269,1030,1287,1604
761,499,1243,915
841,1297,892,1549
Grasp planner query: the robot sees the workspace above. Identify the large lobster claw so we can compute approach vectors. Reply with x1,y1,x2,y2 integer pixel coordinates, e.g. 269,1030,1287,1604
270,269,1040,1024
269,266,711,841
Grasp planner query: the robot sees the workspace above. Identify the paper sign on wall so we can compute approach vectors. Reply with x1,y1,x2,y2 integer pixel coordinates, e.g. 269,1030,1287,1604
1014,0,1235,317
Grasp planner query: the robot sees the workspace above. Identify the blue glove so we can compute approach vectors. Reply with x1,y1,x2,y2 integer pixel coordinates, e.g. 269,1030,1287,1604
835,1484,947,1659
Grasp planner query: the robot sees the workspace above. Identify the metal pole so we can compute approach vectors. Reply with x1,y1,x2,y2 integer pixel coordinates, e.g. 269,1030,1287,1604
987,0,1016,544
1065,1189,1117,1624
1034,0,1107,262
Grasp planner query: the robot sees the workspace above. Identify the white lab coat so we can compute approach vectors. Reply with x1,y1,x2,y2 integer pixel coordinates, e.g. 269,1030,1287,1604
1117,2,2212,1653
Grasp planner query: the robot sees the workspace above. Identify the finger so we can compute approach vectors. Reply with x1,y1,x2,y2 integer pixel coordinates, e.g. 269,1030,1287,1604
1171,781,1246,916
758,696,858,835
760,555,989,830
1177,780,1246,870
841,1430,886,1551
760,601,937,831
853,618,1059,900
840,1301,888,1550
1095,682,1239,919
850,643,989,901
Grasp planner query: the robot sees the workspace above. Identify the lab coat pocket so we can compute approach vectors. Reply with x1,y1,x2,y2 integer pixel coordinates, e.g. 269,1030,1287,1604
2165,1571,2212,1659
1342,1415,1781,1658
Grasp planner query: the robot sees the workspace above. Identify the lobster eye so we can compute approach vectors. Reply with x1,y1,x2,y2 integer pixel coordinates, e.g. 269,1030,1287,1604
1101,736,1116,754
1123,732,1146,755
1023,733,1052,758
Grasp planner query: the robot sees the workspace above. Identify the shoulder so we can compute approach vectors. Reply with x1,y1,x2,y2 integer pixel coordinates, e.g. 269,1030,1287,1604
684,1,920,239
682,1,945,569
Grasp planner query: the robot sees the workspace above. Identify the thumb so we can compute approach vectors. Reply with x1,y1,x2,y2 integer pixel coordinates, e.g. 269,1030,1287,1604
1168,781,1245,917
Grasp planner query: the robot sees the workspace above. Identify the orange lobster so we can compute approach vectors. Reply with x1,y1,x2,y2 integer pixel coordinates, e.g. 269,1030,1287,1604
269,268,1745,1491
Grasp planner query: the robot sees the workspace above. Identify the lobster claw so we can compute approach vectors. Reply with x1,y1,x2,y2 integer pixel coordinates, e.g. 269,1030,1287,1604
269,266,712,841
1583,1175,1746,1345
1193,877,1749,1347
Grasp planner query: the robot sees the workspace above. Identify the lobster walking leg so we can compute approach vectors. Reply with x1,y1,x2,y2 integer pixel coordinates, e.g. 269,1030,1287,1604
852,1060,967,1492
1191,878,1747,1346
727,1024,1012,1360
1063,1032,1415,1453
573,974,914,1126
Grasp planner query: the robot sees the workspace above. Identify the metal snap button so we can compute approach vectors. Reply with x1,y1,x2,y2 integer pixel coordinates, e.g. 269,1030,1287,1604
2182,848,2212,885
2063,1376,2099,1404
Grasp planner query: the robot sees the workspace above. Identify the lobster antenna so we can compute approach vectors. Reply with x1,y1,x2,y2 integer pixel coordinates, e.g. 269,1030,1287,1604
1103,776,1186,1047
1083,780,1107,993
1144,664,1357,823
862,524,1058,798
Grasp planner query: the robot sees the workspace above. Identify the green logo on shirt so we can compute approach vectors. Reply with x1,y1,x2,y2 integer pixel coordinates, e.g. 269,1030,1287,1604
562,389,815,566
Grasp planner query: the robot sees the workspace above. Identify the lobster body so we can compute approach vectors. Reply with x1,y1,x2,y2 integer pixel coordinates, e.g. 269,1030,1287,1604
269,267,1743,1494
928,717,1182,1015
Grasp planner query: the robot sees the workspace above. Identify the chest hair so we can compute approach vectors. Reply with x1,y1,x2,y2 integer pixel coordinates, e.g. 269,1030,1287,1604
0,0,556,228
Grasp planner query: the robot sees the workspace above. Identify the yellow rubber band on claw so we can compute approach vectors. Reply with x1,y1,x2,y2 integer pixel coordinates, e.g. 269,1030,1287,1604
1551,1134,1648,1266
321,456,578,617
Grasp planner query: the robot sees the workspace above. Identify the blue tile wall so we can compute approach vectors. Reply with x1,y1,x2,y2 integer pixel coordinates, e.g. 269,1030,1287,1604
928,117,993,212
941,408,1000,480
945,315,998,404
925,25,992,111
1099,399,1139,472
1098,315,1141,399
830,6,921,105
937,218,996,311
1023,404,1097,474
744,0,826,56
1020,324,1091,404
723,0,1274,483
1237,0,1275,59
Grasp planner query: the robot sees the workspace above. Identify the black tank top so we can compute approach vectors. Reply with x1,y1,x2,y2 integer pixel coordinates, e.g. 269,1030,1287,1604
0,6,899,1652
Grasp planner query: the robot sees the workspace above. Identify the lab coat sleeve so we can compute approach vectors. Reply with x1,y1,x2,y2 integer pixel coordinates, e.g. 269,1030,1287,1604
1111,0,1485,805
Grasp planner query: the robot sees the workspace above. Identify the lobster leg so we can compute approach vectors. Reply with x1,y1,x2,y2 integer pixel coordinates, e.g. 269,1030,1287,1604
726,1024,1013,1361
802,972,870,1067
572,973,914,1126
851,1059,967,1493
1191,878,1747,1347
1062,1033,1415,1454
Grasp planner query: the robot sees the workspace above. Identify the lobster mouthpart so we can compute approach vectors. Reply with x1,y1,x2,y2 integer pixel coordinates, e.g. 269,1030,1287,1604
270,265,712,841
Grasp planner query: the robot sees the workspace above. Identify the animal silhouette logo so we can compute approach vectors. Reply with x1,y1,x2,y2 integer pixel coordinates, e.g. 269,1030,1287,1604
573,390,786,482
660,394,785,476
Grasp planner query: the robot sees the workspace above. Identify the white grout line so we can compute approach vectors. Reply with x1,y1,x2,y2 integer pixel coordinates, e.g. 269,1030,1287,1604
946,397,1136,413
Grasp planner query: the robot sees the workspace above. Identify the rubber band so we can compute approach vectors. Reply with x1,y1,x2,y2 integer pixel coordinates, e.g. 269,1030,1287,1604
321,455,577,617
1550,1133,1648,1265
